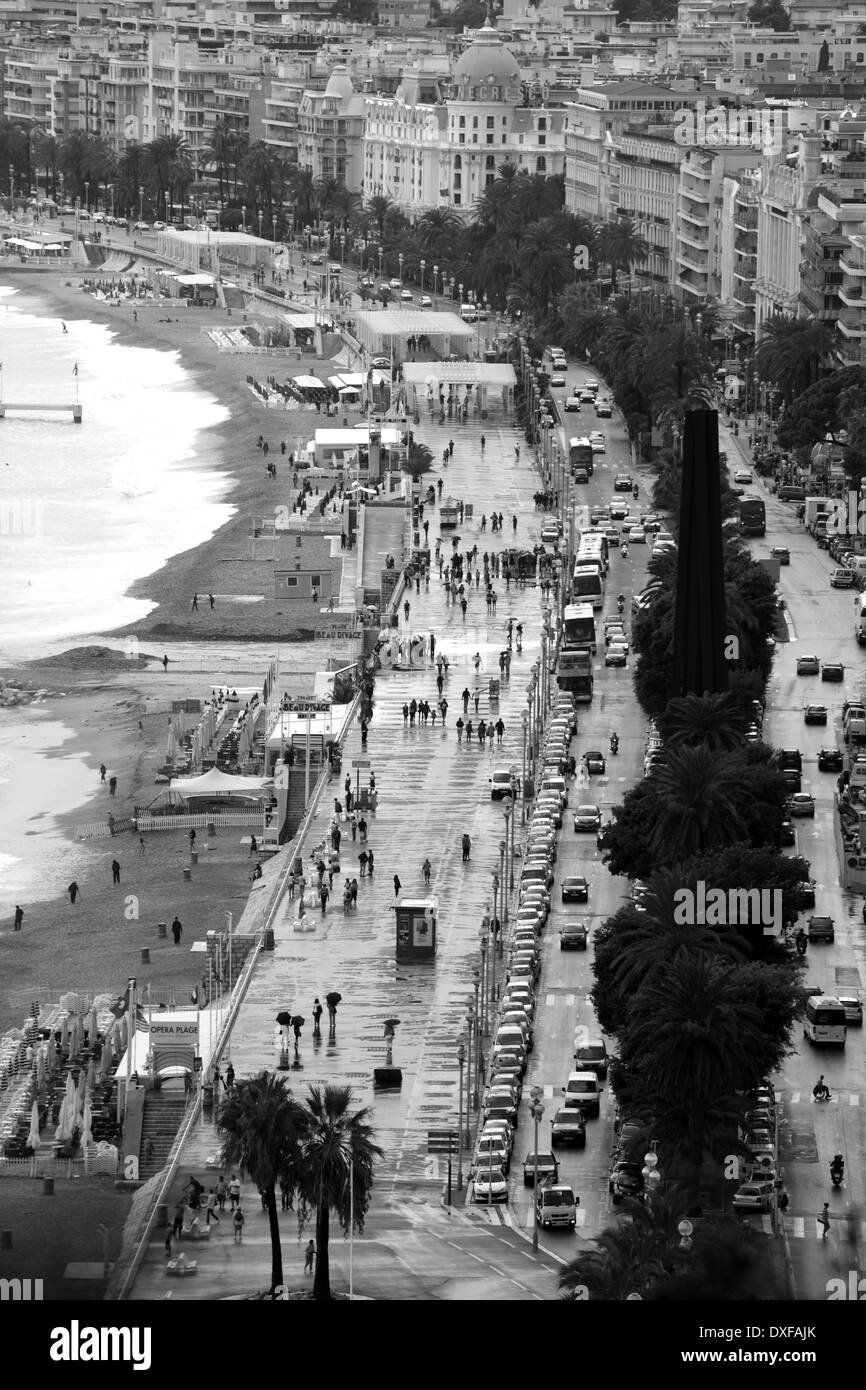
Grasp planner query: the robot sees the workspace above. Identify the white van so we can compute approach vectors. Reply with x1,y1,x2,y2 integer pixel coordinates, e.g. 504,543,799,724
460,303,478,323
540,774,569,807
855,593,866,645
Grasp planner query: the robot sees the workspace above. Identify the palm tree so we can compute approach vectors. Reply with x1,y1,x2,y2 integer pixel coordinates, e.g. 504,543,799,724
366,193,396,243
648,745,750,861
203,119,233,209
660,692,745,751
242,141,286,225
559,1189,692,1300
217,1071,308,1294
596,215,650,294
31,127,58,199
288,166,317,228
296,1085,382,1301
755,313,834,403
416,207,462,259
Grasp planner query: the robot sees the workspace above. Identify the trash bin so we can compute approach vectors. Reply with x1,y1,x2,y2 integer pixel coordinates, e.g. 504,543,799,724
157,922,167,940
156,1203,168,1229
264,928,275,950
203,1084,214,1111
43,1177,54,1197
183,868,192,882
141,948,150,965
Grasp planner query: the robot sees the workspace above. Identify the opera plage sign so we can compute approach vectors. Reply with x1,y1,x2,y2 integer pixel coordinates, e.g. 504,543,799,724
149,1020,200,1043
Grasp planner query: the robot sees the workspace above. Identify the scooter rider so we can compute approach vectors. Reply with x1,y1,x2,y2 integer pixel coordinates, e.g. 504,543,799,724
831,1153,845,1184
794,927,807,956
814,1075,831,1102
610,732,619,754
617,593,625,614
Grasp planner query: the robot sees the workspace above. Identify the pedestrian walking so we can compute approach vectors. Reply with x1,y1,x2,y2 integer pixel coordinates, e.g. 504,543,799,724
209,593,215,609
144,1136,155,1164
462,833,471,863
478,719,487,745
13,904,23,931
304,1239,316,1274
456,717,465,743
359,850,369,877
232,1206,245,1243
422,857,432,886
108,775,117,797
206,1190,220,1226
358,815,368,842
439,699,448,724
280,1176,293,1211
225,1064,234,1094
818,1203,831,1239
171,915,183,945
189,828,196,851
191,593,199,611
327,994,340,1030
216,1175,228,1211
437,673,444,697
512,515,517,533
404,599,411,621
164,1229,173,1260
68,881,80,904
495,718,505,745
99,763,107,781
429,633,436,661
173,1198,186,1237
319,884,329,913
403,702,409,725
111,858,121,885
162,655,169,672
480,434,486,451
229,1174,241,1209
313,998,323,1036
393,874,401,898
368,849,375,877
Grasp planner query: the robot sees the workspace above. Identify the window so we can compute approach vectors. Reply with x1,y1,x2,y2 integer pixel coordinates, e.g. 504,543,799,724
453,172,461,188
310,574,321,587
473,116,478,128
286,576,298,588
487,116,494,128
459,115,465,128
487,133,494,144
454,154,462,168
536,156,547,173
454,192,461,205
486,173,494,187
485,155,495,169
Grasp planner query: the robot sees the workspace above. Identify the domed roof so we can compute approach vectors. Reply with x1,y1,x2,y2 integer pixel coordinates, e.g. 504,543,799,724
324,67,354,102
453,22,522,95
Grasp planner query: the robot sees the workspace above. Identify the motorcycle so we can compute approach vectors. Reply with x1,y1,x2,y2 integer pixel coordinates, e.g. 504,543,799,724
610,735,619,755
795,935,807,957
617,595,625,615
831,1162,844,1188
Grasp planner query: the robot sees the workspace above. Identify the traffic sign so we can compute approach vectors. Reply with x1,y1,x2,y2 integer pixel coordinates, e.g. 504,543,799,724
352,758,371,768
427,1129,458,1154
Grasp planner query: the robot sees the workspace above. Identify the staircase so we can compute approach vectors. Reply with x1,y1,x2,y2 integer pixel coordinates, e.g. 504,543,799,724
138,1090,187,1178
221,285,246,311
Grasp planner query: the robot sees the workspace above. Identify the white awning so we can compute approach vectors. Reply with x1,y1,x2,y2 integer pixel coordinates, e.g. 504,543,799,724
294,375,326,389
176,273,216,286
169,767,274,798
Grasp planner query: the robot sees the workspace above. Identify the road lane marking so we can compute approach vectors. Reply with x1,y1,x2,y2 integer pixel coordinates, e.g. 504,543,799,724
545,994,555,1006
565,994,575,1006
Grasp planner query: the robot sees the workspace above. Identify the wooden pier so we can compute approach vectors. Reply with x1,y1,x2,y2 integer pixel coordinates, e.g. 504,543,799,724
0,401,83,422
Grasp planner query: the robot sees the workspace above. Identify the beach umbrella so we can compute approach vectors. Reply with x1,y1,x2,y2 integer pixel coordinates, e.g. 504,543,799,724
82,1100,93,1148
191,727,203,772
92,993,114,1014
35,1048,45,1087
27,1101,41,1152
85,1007,98,1045
74,1071,87,1126
60,1016,71,1049
59,992,82,1013
166,722,178,762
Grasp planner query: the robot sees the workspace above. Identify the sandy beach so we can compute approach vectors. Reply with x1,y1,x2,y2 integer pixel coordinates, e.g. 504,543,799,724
0,265,358,1027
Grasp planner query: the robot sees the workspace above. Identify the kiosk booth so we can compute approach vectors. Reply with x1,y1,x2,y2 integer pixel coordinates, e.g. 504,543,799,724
395,897,438,960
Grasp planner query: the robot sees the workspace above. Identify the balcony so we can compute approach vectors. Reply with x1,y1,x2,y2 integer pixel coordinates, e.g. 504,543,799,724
838,314,866,338
839,253,866,277
676,275,706,299
733,285,756,306
680,204,709,228
839,283,865,307
734,212,758,232
677,247,708,273
681,182,710,205
679,225,708,250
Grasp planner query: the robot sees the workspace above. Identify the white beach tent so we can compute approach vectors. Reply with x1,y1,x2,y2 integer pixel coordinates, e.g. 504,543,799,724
169,767,273,800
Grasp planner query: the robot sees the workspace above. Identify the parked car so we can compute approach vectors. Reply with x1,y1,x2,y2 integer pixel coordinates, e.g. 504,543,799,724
471,1167,509,1204
779,820,796,845
560,922,588,950
732,1180,776,1213
838,995,863,1026
788,793,815,818
818,747,843,771
609,1161,644,1204
807,915,835,943
830,569,856,588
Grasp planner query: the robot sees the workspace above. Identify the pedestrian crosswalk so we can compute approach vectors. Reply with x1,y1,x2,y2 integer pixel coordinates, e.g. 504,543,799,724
762,1214,866,1240
782,1091,861,1106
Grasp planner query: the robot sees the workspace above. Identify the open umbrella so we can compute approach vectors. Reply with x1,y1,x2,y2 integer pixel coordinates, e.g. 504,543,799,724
325,992,342,1008
275,1011,292,1026
27,1101,40,1152
290,1015,305,1030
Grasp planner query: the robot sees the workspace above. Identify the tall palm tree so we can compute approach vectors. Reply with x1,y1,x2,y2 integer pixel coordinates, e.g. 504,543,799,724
559,1189,692,1300
596,215,650,294
366,193,397,243
203,119,233,209
31,127,58,199
648,745,750,861
288,166,317,228
416,207,462,259
659,692,745,751
756,313,833,403
217,1071,308,1294
296,1085,382,1301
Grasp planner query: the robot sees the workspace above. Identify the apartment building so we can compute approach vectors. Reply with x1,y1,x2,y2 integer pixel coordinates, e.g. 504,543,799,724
564,82,689,219
675,143,761,304
616,129,681,289
720,169,758,336
754,139,821,331
801,189,866,336
297,67,366,187
837,229,866,365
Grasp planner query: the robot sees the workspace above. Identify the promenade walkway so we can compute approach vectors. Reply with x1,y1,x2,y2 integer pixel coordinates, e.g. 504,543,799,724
130,411,557,1299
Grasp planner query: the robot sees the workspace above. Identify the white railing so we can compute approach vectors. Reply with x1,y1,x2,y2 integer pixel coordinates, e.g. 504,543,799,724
135,810,268,832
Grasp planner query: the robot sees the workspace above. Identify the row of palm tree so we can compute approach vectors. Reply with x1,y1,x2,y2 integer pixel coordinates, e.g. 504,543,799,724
218,1074,381,1301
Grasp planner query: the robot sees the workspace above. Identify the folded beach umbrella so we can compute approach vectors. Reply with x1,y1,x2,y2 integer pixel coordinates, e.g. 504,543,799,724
27,1101,40,1152
82,1100,93,1148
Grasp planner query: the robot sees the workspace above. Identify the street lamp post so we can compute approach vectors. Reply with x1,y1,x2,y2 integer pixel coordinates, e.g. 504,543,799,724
272,213,277,246
420,259,426,294
530,1087,544,1252
466,1002,476,1117
458,281,463,307
258,208,263,240
642,1150,661,1207
472,973,481,1107
479,930,488,1035
456,1038,466,1189
378,246,384,280
521,710,529,823
84,180,90,215
398,251,404,286
340,234,345,268
432,263,438,304
450,275,455,300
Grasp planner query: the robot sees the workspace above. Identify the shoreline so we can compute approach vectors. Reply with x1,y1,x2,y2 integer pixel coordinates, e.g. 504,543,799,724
0,268,343,649
0,269,351,1027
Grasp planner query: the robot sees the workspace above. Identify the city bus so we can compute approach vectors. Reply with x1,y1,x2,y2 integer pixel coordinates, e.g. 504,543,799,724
738,496,766,537
569,437,594,476
803,995,847,1048
562,602,597,654
577,531,609,569
571,565,604,609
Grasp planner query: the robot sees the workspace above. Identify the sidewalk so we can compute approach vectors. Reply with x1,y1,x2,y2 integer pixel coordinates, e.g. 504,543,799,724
130,410,557,1298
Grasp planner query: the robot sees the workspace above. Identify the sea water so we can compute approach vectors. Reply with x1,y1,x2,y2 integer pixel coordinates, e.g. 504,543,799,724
0,283,233,657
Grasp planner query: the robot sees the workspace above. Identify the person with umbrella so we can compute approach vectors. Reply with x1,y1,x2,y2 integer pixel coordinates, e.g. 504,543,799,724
291,1015,304,1050
276,1011,292,1048
326,992,341,1032
312,998,323,1037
